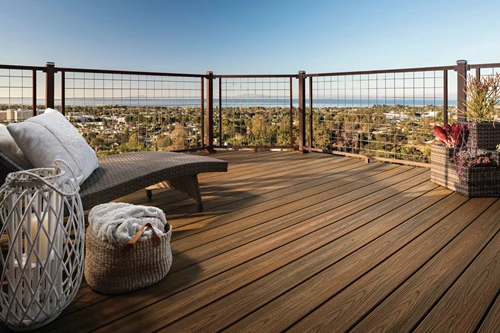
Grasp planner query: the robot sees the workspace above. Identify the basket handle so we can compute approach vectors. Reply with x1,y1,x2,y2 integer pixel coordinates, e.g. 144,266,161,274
122,223,161,253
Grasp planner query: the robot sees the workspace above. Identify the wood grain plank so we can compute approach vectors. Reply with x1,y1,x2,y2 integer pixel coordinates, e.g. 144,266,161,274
158,184,453,333
477,293,500,333
59,156,366,316
3,151,496,333
91,172,436,333
161,154,359,218
283,198,496,333
117,151,334,212
350,199,500,333
170,162,396,255
169,158,366,237
165,167,428,273
414,220,500,333
47,169,427,332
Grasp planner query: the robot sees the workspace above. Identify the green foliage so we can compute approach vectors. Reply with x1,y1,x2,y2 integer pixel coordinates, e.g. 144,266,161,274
463,73,500,122
26,103,443,163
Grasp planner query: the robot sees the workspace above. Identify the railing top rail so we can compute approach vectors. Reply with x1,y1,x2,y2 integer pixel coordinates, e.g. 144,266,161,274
0,64,46,71
215,74,298,79
468,62,500,70
54,66,206,78
306,64,455,77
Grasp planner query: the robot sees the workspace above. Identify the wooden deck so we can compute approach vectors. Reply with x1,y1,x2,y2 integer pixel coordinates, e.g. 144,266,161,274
2,150,500,333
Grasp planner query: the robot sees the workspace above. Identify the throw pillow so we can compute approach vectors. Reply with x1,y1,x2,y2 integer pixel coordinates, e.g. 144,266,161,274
0,124,33,169
7,109,99,185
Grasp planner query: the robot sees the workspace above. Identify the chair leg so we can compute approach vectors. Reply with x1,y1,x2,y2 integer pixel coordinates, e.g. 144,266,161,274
167,175,203,211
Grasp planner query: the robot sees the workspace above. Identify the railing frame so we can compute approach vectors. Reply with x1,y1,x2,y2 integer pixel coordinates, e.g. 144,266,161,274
455,59,468,123
0,64,45,117
298,70,307,153
205,71,215,153
3,59,500,162
213,73,298,152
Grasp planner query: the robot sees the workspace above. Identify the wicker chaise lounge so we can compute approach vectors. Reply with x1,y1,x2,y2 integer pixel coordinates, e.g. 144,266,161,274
0,151,228,212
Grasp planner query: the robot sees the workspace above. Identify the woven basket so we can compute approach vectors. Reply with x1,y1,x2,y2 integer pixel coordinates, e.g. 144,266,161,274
430,145,459,191
84,222,172,294
431,145,500,197
455,166,500,197
465,122,500,150
430,145,457,166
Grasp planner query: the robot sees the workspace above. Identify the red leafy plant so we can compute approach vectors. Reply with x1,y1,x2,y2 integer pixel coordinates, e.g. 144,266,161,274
432,123,467,147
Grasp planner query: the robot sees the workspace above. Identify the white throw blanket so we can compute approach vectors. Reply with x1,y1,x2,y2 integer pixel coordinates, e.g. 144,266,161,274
89,203,168,244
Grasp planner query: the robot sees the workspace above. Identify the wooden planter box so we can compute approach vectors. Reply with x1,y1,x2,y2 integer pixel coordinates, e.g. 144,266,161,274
465,122,500,150
430,145,500,197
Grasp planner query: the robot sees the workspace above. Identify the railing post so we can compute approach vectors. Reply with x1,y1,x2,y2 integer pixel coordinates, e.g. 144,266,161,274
205,71,215,153
218,77,222,147
455,59,467,122
308,76,313,149
443,69,448,125
298,70,307,153
200,77,205,148
289,77,294,147
61,70,65,115
32,70,37,117
45,62,55,110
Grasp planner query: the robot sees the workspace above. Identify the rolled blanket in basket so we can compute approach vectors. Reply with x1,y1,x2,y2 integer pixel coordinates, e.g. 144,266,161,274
89,202,167,244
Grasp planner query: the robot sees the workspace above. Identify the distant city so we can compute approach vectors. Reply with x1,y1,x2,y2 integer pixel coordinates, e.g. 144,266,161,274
1,102,454,163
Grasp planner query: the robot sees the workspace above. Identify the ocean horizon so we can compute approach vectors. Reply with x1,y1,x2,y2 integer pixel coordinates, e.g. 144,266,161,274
0,97,457,108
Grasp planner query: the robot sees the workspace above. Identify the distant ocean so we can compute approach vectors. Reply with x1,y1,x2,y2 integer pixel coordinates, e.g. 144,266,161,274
0,97,456,108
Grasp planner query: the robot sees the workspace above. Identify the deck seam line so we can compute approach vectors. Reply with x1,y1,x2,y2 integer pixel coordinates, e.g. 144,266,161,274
410,199,500,332
168,158,374,233
164,156,363,217
145,183,450,332
170,163,399,245
168,170,430,265
86,174,436,331
347,210,500,332
279,194,475,332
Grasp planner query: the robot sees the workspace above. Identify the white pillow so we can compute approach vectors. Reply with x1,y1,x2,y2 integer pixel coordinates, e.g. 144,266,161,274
0,124,33,169
7,109,99,185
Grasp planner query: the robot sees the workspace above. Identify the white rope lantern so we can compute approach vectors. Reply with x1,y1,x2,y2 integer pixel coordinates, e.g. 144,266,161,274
0,162,85,330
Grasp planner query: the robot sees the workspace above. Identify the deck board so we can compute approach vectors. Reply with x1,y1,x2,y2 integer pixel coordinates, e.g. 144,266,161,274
1,150,498,333
351,200,500,333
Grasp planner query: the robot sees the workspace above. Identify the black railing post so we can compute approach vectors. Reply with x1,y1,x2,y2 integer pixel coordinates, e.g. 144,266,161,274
219,77,222,147
289,77,294,147
32,69,37,117
205,71,215,153
45,62,55,110
308,76,313,149
200,77,205,148
61,70,65,115
443,69,448,125
298,70,307,153
455,59,468,122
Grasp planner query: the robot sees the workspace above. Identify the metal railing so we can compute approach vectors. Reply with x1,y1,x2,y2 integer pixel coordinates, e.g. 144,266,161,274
212,73,299,151
54,64,206,155
302,65,455,164
0,64,46,121
1,60,499,164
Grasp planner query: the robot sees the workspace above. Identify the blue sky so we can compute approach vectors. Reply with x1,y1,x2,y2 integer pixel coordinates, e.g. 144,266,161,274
1,0,500,74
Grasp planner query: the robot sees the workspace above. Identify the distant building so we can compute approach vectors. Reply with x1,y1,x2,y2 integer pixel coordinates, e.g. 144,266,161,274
0,109,33,122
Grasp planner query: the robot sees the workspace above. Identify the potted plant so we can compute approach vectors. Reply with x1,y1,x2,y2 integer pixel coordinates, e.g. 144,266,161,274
462,73,500,149
430,123,500,197
430,123,467,190
431,123,467,167
451,147,500,197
